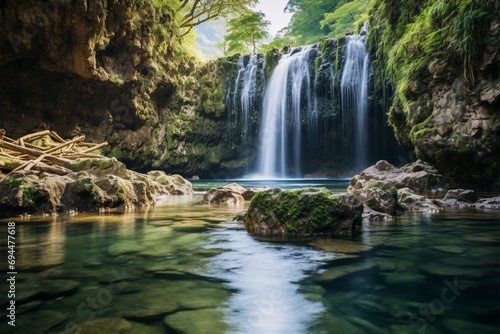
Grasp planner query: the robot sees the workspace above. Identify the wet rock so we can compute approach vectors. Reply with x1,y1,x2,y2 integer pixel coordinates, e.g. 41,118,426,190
420,262,486,277
70,317,162,334
474,196,500,209
316,262,378,282
442,319,499,334
164,308,228,334
349,160,455,195
443,189,477,202
0,158,193,218
398,188,440,212
349,180,401,214
243,188,363,237
40,279,80,298
310,239,372,254
11,310,66,334
362,205,395,222
201,183,246,206
241,186,271,200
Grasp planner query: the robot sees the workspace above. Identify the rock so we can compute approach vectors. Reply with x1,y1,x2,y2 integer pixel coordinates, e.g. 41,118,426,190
362,205,395,222
241,186,271,200
10,310,66,334
164,308,228,334
0,158,193,218
201,183,246,205
309,239,372,254
70,317,162,334
349,180,401,214
349,160,455,195
474,196,500,209
242,188,363,237
315,262,378,282
442,189,478,203
397,188,440,212
442,319,499,334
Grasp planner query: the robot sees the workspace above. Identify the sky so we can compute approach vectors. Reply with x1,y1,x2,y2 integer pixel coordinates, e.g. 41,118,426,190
255,0,293,36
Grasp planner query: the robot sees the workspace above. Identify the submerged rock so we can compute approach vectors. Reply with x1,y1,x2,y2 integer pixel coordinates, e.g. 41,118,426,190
0,158,193,218
164,308,228,334
242,188,363,237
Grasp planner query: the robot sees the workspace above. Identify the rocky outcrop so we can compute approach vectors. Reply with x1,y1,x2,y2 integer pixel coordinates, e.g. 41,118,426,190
242,188,363,237
0,158,192,218
369,0,500,189
201,183,269,205
349,160,500,218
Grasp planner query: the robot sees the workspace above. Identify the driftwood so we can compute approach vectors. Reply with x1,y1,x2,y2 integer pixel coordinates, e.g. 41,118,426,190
0,129,108,175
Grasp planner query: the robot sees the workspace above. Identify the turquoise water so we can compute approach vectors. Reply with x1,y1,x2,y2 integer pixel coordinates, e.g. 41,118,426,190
0,180,499,333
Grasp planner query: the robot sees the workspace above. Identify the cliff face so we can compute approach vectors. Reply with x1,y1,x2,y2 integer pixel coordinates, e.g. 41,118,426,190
0,0,193,169
369,0,500,188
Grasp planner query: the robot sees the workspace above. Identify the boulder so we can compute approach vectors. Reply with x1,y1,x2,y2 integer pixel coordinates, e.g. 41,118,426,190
0,158,193,218
201,183,245,206
349,180,401,214
397,188,440,212
349,160,456,195
201,183,269,205
242,188,363,237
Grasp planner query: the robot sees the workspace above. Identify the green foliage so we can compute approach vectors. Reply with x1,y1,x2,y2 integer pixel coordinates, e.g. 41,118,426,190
224,10,270,55
285,0,340,45
321,0,373,36
386,0,493,104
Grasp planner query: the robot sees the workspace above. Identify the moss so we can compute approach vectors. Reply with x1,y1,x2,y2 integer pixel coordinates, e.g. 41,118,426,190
21,186,40,207
1,177,25,190
72,176,101,203
251,188,344,234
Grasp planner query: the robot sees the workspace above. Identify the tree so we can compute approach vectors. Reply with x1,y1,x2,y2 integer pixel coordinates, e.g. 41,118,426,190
224,10,270,55
177,0,257,37
321,0,372,36
284,0,341,44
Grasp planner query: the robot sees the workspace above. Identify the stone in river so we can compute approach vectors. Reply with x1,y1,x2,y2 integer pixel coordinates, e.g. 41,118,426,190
70,317,163,334
40,279,80,298
316,262,378,282
431,245,465,254
10,310,66,334
107,241,145,256
420,262,486,277
164,308,229,334
309,238,372,254
442,319,499,334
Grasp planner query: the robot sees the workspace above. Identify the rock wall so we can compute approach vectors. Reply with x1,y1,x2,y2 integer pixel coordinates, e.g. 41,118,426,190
0,0,195,170
369,0,500,189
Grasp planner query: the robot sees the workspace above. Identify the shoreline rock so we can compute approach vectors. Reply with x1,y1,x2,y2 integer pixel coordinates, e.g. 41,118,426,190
0,157,193,219
349,160,500,221
201,183,270,205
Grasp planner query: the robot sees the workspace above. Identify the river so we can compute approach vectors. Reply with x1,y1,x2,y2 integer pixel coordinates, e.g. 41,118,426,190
0,180,498,333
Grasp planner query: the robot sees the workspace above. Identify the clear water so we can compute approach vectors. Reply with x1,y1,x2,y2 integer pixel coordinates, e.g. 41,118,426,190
1,180,499,334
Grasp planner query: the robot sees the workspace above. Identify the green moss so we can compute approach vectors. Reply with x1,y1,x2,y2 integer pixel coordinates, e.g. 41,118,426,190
251,188,345,234
1,177,24,190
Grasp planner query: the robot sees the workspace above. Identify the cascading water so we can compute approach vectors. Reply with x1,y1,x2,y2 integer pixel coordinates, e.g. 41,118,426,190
340,34,370,171
256,46,319,178
228,54,264,143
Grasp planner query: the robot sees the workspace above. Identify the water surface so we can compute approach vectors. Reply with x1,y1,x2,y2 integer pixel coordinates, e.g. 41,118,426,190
0,180,498,333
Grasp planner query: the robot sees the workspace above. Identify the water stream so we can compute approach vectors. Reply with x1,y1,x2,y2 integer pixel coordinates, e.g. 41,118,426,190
0,180,498,333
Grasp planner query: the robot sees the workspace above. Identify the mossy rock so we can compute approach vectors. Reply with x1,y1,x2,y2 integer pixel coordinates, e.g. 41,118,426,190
243,188,363,237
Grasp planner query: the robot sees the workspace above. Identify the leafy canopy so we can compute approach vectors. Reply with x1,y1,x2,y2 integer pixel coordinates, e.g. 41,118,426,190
177,0,257,37
224,10,270,55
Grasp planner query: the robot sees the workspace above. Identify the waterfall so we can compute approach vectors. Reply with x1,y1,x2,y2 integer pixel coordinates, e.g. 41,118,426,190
256,45,318,178
340,35,370,171
228,54,264,145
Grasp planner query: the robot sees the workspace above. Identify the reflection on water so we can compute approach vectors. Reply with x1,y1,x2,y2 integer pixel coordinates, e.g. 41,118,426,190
0,182,499,334
204,221,326,334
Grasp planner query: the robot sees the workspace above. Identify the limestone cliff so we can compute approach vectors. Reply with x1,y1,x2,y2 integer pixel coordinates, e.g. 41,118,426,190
0,0,195,169
369,0,500,189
